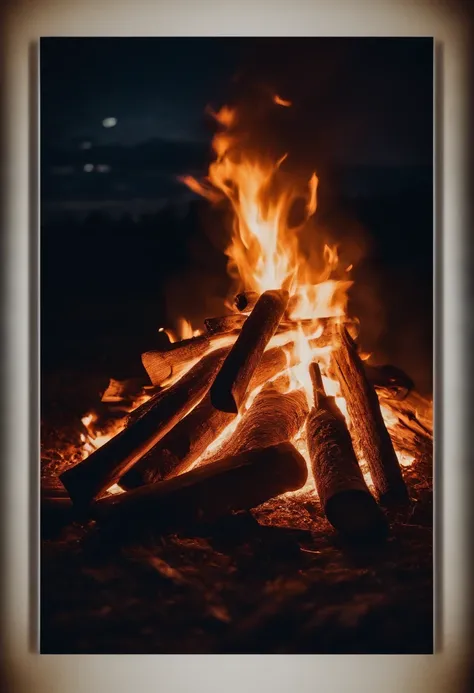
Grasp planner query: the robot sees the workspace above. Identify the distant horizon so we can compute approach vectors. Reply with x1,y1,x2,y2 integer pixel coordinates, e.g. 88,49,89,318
41,36,433,216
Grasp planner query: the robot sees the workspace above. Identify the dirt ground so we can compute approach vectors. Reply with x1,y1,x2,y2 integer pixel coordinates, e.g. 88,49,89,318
40,369,433,654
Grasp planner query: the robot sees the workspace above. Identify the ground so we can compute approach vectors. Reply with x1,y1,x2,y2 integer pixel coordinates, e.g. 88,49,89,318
40,368,433,655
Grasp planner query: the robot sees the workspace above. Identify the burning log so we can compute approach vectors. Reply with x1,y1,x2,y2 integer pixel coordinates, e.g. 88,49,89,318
210,289,289,413
125,391,161,427
331,325,409,508
142,315,356,392
378,391,433,457
93,442,308,539
142,332,237,386
120,347,289,489
204,314,247,335
59,347,231,507
234,290,260,313
380,390,432,432
206,313,349,339
364,363,414,401
212,378,309,460
306,363,386,539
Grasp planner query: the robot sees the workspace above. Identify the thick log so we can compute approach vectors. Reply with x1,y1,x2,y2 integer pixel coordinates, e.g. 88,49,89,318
93,442,308,539
206,313,355,339
120,347,289,489
140,316,355,393
205,314,247,335
59,347,231,507
306,363,386,538
142,332,237,386
210,290,289,413
212,379,309,460
125,391,161,427
331,325,409,507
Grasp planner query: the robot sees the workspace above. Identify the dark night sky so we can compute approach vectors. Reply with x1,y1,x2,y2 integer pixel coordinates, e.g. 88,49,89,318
40,38,434,391
40,37,433,213
40,38,243,147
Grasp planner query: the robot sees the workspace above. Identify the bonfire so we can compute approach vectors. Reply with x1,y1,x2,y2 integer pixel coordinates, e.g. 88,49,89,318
45,99,433,543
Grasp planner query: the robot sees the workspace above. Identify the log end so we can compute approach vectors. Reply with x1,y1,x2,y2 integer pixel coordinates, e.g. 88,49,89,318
234,290,259,312
325,490,388,540
141,351,172,386
210,387,239,414
274,442,309,492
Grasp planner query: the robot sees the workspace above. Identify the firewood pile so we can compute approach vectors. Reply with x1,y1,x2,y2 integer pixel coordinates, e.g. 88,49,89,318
52,288,433,545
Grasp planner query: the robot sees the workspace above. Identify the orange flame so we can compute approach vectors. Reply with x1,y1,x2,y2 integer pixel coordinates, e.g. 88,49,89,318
178,100,416,488
273,94,292,107
179,100,359,490
159,318,203,343
78,389,152,494
181,104,348,323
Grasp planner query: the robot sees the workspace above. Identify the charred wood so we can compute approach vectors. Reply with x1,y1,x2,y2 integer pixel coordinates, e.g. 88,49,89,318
331,325,409,508
233,291,260,313
210,290,289,413
121,347,289,489
204,314,247,335
306,363,386,539
59,347,231,508
93,442,308,540
378,391,433,457
142,332,238,386
211,378,309,461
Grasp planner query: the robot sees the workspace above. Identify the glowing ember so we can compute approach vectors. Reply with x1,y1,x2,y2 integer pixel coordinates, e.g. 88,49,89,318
396,450,415,467
273,94,292,107
80,411,123,460
380,405,399,429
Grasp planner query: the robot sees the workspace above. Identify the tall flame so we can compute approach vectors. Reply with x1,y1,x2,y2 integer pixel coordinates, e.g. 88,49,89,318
181,103,349,321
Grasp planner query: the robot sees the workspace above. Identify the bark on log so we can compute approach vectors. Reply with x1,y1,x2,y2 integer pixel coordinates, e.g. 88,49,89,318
59,347,231,507
125,391,161,427
331,325,409,507
210,290,289,413
306,363,386,538
141,316,352,393
142,332,238,386
211,379,309,460
120,347,290,489
130,349,417,431
205,314,247,335
93,442,308,539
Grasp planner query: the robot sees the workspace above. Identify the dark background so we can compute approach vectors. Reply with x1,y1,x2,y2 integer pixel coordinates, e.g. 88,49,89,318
40,37,433,393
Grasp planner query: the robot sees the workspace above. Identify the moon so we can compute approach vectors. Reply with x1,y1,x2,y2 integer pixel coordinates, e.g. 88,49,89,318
102,117,117,128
